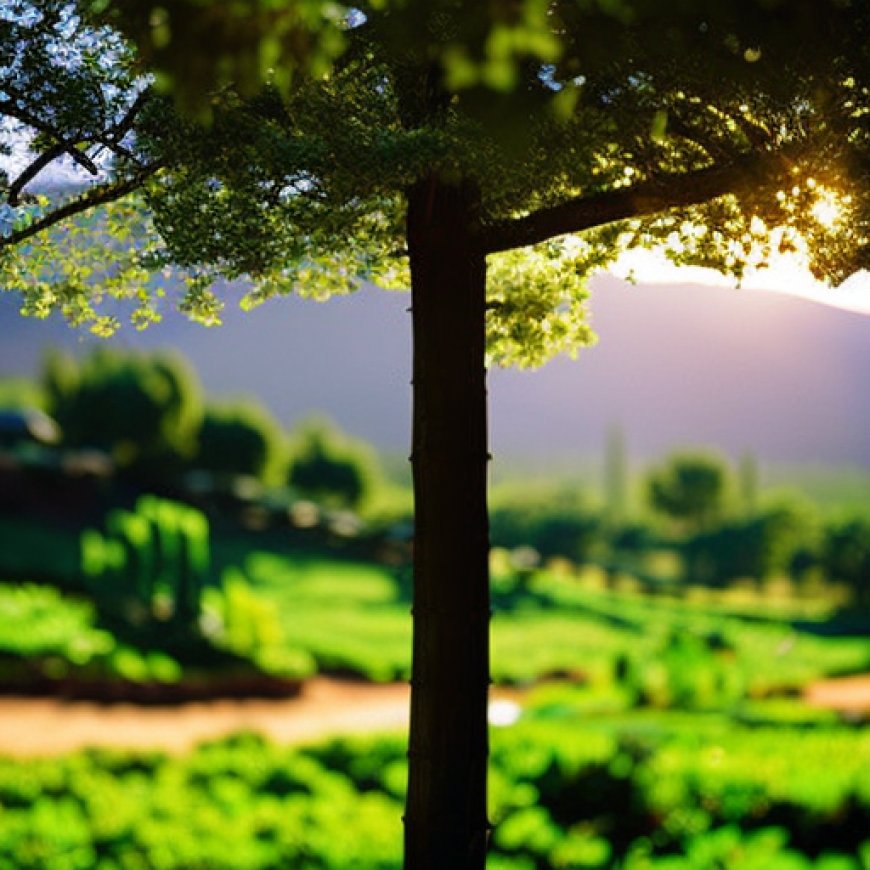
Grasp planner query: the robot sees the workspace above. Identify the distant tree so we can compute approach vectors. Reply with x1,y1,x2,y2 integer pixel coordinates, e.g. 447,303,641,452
42,348,202,481
287,417,380,510
604,424,629,527
685,497,817,585
738,451,760,518
490,502,600,565
194,401,284,484
647,451,730,534
752,498,818,580
820,517,870,609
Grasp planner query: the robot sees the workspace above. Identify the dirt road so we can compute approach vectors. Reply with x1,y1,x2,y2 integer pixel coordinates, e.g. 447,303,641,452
804,673,870,715
1,673,867,758
0,677,411,757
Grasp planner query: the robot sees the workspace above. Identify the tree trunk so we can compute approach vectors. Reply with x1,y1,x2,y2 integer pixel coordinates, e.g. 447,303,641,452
403,175,491,870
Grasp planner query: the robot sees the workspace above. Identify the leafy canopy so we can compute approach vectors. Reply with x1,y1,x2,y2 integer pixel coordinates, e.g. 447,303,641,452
1,1,867,366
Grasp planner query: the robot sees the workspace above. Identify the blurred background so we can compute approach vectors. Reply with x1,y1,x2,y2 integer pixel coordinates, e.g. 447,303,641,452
1,271,870,869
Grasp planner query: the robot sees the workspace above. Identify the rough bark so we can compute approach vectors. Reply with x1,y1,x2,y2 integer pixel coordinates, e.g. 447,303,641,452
403,174,491,870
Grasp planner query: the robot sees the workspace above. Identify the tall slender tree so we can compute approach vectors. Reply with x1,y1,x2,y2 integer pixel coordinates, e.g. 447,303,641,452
604,423,629,526
2,3,867,867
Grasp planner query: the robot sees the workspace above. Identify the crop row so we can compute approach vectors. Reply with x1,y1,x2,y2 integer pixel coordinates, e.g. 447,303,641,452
1,707,869,868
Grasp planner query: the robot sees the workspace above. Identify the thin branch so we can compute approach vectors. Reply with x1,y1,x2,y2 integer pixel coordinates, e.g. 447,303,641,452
667,112,737,163
733,113,774,149
8,142,99,206
1,88,153,204
479,148,796,255
0,99,100,183
0,98,65,138
0,165,160,250
106,89,151,145
92,137,139,163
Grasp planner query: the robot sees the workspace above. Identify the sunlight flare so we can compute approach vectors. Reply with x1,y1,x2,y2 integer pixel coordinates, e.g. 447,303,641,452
612,248,870,316
810,186,848,229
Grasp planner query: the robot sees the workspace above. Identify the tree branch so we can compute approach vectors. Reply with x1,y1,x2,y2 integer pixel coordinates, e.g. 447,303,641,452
479,149,795,255
106,89,152,145
1,88,153,204
7,143,100,207
667,112,737,163
0,166,160,250
0,98,101,187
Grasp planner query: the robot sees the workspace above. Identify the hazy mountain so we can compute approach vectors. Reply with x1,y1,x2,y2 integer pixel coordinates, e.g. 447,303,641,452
1,274,869,468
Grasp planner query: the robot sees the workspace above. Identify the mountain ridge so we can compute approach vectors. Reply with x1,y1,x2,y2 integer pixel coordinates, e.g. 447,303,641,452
1,275,869,467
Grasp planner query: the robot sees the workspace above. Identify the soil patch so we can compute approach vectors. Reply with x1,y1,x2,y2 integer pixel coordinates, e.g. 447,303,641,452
805,673,870,715
0,677,411,757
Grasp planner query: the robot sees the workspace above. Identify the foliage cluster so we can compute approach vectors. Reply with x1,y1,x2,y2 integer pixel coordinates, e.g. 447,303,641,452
4,354,865,597
2,707,870,869
0,580,183,687
0,500,321,690
2,1,866,360
489,461,867,605
1,351,381,507
227,553,870,699
286,417,380,510
490,488,601,567
42,348,202,481
7,542,868,702
646,451,728,533
78,497,316,682
81,495,210,626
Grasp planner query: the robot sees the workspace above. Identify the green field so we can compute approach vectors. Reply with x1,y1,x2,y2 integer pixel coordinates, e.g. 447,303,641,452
1,700,869,869
3,537,870,868
4,546,870,698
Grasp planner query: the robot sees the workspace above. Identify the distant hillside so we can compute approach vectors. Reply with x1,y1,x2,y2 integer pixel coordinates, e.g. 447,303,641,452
490,275,870,468
1,274,869,468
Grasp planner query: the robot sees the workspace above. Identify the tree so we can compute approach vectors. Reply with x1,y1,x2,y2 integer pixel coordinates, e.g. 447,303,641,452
821,516,870,609
604,424,629,527
684,496,818,586
2,3,867,867
194,400,285,484
647,450,730,534
42,347,202,482
286,416,379,510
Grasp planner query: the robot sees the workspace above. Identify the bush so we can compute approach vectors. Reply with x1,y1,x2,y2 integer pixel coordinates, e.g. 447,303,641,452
820,516,870,609
194,401,285,484
81,496,210,625
43,347,203,483
489,490,600,565
685,499,818,586
287,417,380,510
647,450,730,534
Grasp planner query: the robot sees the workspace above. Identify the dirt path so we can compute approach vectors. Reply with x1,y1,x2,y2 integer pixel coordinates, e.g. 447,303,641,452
804,673,870,715
2,672,867,758
0,677,412,757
